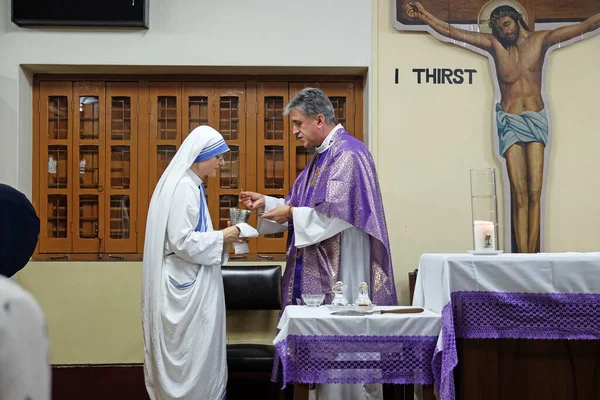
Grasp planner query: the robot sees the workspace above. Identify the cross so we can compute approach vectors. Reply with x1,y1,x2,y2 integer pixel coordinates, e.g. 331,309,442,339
396,0,600,29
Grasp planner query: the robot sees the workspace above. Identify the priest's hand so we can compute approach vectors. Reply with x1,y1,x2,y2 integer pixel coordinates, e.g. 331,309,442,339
261,205,293,225
239,191,265,211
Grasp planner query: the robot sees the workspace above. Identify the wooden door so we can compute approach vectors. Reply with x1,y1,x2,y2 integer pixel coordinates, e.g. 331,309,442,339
149,82,182,191
256,82,289,253
39,81,73,254
72,82,106,254
104,82,139,255
211,83,246,234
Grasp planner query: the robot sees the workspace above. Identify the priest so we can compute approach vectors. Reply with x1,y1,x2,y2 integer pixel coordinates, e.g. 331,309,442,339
240,88,397,400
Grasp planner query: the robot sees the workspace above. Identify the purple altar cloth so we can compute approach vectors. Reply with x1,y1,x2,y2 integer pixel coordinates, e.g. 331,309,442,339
434,291,600,400
275,334,438,388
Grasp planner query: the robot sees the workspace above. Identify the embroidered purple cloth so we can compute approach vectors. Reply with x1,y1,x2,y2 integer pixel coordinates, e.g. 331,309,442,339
275,334,437,388
435,291,600,400
291,148,330,302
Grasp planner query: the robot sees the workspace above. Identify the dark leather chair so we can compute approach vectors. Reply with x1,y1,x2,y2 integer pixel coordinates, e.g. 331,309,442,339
222,265,283,399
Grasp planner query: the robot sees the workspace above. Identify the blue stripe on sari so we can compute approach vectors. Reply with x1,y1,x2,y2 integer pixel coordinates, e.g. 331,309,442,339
195,184,208,232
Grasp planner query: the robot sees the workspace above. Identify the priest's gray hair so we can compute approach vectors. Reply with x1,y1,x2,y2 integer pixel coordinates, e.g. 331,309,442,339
284,87,336,124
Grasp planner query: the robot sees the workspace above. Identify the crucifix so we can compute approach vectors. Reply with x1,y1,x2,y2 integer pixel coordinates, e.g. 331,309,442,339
396,0,600,27
394,0,600,253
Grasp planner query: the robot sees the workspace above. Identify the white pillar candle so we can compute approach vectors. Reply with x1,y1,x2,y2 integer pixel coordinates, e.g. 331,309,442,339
473,220,496,251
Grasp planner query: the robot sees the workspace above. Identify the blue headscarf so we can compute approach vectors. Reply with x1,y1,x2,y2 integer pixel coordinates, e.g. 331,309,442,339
0,184,40,277
193,137,229,163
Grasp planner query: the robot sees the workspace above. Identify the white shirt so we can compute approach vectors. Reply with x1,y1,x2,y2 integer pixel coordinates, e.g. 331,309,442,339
0,276,50,400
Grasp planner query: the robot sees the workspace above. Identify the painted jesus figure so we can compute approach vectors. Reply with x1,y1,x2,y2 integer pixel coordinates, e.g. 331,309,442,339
404,1,600,252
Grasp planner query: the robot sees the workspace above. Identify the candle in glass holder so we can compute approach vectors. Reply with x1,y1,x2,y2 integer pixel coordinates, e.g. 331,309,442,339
470,168,499,252
473,220,496,251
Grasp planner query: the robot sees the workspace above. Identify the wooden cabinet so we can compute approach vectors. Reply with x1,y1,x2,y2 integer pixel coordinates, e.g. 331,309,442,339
37,81,140,260
256,82,290,253
33,77,363,260
212,83,247,234
39,81,73,255
105,82,139,255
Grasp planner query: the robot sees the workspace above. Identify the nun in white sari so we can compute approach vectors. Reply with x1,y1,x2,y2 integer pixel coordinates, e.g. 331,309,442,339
142,126,252,400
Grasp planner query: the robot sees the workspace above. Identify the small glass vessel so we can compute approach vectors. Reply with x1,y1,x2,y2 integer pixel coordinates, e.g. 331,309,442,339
355,281,372,306
331,281,348,306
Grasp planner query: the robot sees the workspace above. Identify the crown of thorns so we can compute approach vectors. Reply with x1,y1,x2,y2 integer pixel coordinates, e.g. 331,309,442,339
488,6,524,29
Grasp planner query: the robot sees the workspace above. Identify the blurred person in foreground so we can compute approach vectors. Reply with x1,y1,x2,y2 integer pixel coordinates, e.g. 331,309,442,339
0,183,50,400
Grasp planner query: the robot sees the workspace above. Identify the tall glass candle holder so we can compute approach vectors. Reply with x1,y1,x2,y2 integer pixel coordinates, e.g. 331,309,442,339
470,168,499,252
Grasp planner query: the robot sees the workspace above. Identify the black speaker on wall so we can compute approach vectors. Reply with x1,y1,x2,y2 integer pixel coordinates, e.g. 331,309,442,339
11,0,149,28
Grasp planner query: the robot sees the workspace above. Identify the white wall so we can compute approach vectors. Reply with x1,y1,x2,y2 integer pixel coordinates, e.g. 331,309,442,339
0,0,373,193
0,0,374,363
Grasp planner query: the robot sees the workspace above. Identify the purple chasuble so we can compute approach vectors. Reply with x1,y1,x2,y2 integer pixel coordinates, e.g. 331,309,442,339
284,128,397,307
291,148,330,302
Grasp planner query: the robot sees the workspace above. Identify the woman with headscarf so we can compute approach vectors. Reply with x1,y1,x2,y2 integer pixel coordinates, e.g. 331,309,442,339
0,183,50,400
0,183,40,279
142,126,254,400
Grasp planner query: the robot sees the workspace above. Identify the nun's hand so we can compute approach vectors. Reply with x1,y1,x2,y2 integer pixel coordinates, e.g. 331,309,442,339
222,223,245,244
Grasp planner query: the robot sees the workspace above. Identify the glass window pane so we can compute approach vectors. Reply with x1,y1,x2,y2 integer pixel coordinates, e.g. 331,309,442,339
79,146,100,188
111,97,131,140
110,195,130,239
157,145,177,181
79,195,99,239
188,96,209,132
110,146,130,189
48,96,68,140
329,96,346,127
48,145,68,189
220,145,239,189
219,97,239,140
264,96,284,140
47,194,67,238
219,195,239,230
79,96,100,139
158,96,177,140
264,145,284,189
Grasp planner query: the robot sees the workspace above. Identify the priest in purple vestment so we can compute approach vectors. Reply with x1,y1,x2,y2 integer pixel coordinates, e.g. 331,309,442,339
240,88,397,399
241,87,397,309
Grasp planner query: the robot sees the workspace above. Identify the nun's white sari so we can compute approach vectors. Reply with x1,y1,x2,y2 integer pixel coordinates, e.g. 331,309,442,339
142,126,230,400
